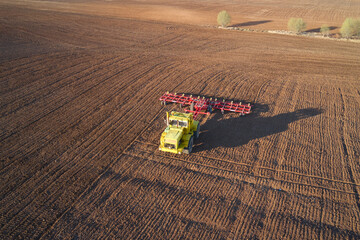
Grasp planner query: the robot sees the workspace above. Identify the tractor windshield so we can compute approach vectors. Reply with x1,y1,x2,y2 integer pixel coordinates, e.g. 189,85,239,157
169,119,188,127
164,143,176,149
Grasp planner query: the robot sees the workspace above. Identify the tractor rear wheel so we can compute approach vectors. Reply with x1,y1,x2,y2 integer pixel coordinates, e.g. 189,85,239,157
183,136,193,154
194,124,200,140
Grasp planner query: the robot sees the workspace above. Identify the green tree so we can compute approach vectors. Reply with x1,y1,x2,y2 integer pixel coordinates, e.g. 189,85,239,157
354,18,360,37
287,18,307,34
341,18,355,38
340,17,360,38
320,24,330,36
217,10,231,27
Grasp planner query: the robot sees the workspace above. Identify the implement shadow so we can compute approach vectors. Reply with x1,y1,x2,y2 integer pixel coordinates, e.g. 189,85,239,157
230,20,272,28
196,106,322,151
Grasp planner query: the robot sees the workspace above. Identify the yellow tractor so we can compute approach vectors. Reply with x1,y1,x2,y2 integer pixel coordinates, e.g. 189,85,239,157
159,111,200,154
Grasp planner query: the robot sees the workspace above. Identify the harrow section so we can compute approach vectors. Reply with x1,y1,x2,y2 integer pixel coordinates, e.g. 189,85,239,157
160,92,252,118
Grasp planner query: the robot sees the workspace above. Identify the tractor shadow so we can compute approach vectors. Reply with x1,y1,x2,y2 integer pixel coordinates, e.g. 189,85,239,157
195,105,322,151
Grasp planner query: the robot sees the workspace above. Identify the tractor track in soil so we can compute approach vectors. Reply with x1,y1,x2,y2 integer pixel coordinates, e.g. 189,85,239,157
133,140,360,188
126,140,359,195
1,0,360,239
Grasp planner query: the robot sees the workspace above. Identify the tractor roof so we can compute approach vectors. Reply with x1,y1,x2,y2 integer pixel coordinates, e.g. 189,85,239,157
170,111,192,119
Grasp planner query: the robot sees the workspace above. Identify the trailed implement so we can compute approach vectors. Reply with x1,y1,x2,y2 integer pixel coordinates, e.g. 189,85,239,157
160,92,252,119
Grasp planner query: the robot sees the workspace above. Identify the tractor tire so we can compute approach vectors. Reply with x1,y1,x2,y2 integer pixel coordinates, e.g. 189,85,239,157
194,124,200,140
183,136,193,154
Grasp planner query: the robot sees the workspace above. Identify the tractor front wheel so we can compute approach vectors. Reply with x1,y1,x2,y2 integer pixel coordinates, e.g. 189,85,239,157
183,136,193,154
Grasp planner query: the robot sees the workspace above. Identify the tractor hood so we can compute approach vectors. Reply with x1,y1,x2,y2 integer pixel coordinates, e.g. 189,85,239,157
164,127,183,145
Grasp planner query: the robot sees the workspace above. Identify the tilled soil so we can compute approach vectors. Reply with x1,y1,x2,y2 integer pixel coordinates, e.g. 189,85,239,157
1,1,360,239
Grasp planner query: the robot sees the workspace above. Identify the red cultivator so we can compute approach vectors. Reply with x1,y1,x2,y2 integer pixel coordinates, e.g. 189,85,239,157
159,92,252,118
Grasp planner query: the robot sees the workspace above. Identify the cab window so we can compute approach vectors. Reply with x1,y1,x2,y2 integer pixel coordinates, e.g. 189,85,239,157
178,120,187,127
169,120,177,126
169,119,187,127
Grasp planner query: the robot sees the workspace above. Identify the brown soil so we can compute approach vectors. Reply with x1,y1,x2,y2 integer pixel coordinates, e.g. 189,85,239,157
1,0,360,239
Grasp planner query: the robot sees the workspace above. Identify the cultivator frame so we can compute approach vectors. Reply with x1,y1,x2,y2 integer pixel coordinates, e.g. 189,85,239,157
160,92,252,118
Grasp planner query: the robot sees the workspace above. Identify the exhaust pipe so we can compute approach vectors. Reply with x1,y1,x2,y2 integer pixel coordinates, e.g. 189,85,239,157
166,112,169,126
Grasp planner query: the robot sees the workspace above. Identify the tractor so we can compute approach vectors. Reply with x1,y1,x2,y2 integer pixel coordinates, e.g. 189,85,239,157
159,111,199,154
158,92,252,154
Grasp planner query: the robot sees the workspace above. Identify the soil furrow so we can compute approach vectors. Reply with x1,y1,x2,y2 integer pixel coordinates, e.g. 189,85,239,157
10,60,179,233
0,53,129,112
37,102,166,240
0,56,158,198
0,54,125,140
0,56,172,203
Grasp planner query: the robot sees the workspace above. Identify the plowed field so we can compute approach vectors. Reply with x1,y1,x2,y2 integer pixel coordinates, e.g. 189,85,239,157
1,1,360,239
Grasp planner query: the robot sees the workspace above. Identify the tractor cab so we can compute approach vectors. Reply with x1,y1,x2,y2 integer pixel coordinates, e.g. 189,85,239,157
159,111,200,154
168,111,192,130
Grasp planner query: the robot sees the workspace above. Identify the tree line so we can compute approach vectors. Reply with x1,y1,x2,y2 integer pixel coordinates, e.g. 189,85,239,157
217,10,360,38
